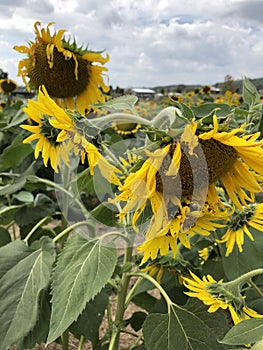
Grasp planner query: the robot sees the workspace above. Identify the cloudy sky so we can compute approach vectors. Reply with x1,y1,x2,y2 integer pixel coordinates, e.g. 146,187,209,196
0,0,263,88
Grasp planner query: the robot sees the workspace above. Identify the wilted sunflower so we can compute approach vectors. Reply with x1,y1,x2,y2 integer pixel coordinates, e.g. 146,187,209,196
113,115,263,262
21,86,121,185
217,203,263,256
138,201,227,264
113,121,225,230
182,271,263,325
198,115,263,209
14,21,109,115
0,79,18,93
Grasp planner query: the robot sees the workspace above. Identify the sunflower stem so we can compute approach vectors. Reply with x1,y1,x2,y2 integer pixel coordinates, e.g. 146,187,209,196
101,144,128,173
23,215,51,244
127,272,172,307
224,268,263,289
61,329,69,350
248,279,263,298
108,233,134,350
258,110,263,137
53,221,91,243
92,112,151,128
28,175,90,219
77,335,85,350
60,165,71,245
125,276,143,308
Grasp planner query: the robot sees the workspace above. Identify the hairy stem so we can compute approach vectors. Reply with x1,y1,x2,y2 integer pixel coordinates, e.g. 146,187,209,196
108,238,134,350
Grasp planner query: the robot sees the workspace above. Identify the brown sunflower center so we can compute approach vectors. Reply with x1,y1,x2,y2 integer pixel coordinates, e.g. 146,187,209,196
200,138,238,183
156,138,238,198
28,43,90,98
1,80,17,93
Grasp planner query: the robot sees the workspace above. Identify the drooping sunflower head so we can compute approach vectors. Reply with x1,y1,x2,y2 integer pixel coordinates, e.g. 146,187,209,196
182,271,263,325
14,21,110,114
0,79,18,93
217,203,263,256
197,115,263,209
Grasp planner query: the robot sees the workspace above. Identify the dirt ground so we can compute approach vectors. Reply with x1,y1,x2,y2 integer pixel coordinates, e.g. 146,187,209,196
32,297,145,350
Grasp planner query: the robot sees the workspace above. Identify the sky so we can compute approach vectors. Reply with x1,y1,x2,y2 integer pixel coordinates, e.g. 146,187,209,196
0,0,263,88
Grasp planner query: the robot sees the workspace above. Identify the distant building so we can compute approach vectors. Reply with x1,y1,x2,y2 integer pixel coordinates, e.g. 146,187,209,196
11,86,36,99
130,88,156,100
211,86,220,94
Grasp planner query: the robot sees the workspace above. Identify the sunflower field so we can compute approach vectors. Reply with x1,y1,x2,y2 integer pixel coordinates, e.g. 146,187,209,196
0,21,263,350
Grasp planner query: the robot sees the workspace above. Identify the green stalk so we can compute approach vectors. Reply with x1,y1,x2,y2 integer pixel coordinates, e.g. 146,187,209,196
129,272,172,307
27,175,90,219
125,276,143,308
60,165,71,247
91,113,151,128
23,215,51,244
108,241,134,350
249,280,263,298
53,221,90,243
224,268,263,289
77,335,85,350
61,330,69,350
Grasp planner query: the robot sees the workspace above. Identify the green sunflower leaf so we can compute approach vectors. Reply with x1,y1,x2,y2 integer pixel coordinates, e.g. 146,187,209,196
47,233,117,344
17,289,51,350
143,303,224,350
191,102,232,119
69,289,109,345
0,236,55,350
0,226,12,247
173,101,195,120
219,318,263,345
90,201,121,227
92,94,138,111
242,77,260,108
0,134,33,171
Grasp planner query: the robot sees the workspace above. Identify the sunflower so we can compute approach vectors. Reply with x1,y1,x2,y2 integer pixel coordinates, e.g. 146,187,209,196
140,250,191,284
112,121,141,135
182,271,263,325
0,79,18,93
113,115,263,262
138,201,227,264
14,21,109,115
21,86,73,172
0,101,6,110
198,247,211,264
21,86,121,185
198,115,263,209
217,203,263,256
113,144,172,227
113,121,225,228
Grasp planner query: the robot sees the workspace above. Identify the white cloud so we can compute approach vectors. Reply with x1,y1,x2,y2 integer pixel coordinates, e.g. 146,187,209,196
0,0,263,88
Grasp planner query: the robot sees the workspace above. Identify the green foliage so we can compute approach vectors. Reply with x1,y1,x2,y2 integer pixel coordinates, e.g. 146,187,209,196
220,319,263,345
47,234,117,343
0,77,263,350
242,76,260,108
0,237,55,349
92,94,138,111
70,290,109,346
143,303,224,350
0,134,32,171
